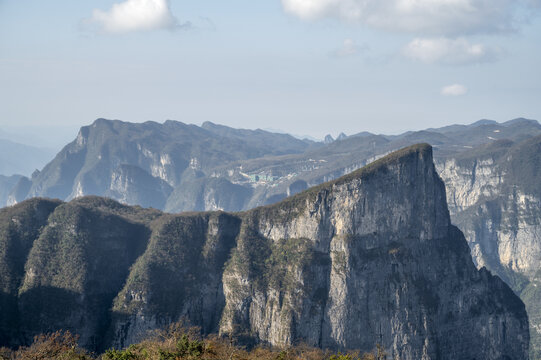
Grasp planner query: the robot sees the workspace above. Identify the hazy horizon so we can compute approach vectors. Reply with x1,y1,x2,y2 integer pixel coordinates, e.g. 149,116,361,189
1,0,540,141
1,115,539,152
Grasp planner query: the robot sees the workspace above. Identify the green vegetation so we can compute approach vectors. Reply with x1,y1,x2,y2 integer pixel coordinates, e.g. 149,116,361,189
504,134,541,196
0,197,158,351
0,326,386,360
519,272,541,360
0,140,531,357
452,139,514,168
451,134,541,198
265,238,314,292
448,135,541,358
0,198,62,345
0,331,91,360
224,219,272,290
0,198,61,293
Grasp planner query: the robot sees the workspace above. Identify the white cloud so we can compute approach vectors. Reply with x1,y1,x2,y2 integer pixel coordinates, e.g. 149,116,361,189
403,37,500,65
441,84,468,96
281,0,536,36
86,0,181,34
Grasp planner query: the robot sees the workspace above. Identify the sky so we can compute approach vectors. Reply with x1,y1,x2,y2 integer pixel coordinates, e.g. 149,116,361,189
1,0,540,143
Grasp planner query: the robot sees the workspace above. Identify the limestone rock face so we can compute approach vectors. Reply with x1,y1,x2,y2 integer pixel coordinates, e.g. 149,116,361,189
437,158,541,278
110,144,529,359
435,136,541,357
0,144,530,359
3,118,311,208
106,164,173,209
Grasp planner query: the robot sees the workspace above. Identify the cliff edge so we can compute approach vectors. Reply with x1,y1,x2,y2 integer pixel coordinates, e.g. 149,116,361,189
0,144,529,359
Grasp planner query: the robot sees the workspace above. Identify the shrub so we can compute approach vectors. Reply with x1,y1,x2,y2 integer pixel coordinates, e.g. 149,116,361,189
14,331,91,360
8,324,387,360
103,346,137,360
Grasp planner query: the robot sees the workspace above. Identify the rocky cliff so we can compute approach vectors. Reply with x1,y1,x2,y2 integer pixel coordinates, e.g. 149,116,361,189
0,144,529,359
5,118,540,215
4,119,313,208
436,135,541,358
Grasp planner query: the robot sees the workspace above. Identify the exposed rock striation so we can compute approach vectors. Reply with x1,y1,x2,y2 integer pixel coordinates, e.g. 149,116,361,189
3,118,540,216
4,119,313,209
0,144,529,359
436,135,541,358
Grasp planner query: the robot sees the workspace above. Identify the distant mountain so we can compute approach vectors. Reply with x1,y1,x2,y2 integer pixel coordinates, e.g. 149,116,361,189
0,145,528,359
4,118,541,214
4,118,314,208
0,175,23,205
191,118,541,214
336,132,348,141
437,134,541,358
261,127,320,142
201,121,317,152
0,138,56,177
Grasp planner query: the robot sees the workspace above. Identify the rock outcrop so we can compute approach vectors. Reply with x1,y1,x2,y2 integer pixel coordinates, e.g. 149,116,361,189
436,135,541,358
4,119,313,208
3,118,540,217
0,144,530,359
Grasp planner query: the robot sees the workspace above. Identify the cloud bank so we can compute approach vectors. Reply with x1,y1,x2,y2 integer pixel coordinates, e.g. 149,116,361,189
282,0,537,66
441,84,468,96
87,0,181,34
281,0,533,36
403,37,500,65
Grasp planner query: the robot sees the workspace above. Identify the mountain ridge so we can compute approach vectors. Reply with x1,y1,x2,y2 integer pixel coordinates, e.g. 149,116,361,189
0,144,529,359
3,117,540,212
1,117,540,356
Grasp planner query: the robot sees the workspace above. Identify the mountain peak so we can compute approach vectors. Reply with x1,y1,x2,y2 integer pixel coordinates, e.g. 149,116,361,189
201,121,218,129
251,143,442,239
471,119,498,127
0,143,527,359
336,132,348,141
503,117,540,127
92,118,117,126
335,143,432,185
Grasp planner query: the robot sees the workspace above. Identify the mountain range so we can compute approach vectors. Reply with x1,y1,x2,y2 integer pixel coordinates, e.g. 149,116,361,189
0,144,529,359
0,117,540,357
3,118,540,213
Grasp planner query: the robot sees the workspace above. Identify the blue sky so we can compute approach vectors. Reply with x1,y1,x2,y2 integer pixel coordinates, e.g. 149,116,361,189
1,0,540,141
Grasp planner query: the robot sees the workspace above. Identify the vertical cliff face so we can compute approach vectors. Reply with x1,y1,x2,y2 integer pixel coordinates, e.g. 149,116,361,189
0,144,529,359
106,164,173,209
436,139,541,280
108,144,529,359
216,145,527,359
5,119,311,208
436,136,541,358
111,212,241,348
435,137,541,273
219,145,449,354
